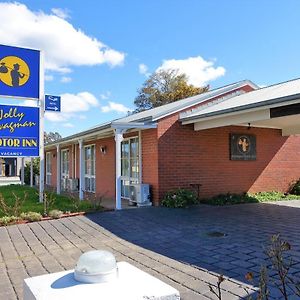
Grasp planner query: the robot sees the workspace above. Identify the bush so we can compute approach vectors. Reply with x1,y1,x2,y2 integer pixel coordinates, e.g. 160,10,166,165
202,193,258,205
20,211,42,222
290,179,300,195
24,158,39,185
48,209,63,219
0,215,18,226
161,189,198,208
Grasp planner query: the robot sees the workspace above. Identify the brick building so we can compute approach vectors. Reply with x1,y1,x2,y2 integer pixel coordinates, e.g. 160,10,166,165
45,78,300,208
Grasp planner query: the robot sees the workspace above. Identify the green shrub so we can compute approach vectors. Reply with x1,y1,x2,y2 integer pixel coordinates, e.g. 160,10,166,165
290,179,300,195
20,211,42,222
202,193,258,205
24,158,39,185
48,209,63,219
0,215,18,226
161,189,198,208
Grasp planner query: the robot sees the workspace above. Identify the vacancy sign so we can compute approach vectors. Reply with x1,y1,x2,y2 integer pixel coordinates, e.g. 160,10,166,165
45,95,61,112
0,44,40,99
0,104,39,157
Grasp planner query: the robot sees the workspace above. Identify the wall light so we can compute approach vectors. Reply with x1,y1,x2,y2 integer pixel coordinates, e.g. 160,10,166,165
100,146,107,154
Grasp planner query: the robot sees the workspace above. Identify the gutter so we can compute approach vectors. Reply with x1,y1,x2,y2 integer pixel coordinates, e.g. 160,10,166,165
180,93,300,122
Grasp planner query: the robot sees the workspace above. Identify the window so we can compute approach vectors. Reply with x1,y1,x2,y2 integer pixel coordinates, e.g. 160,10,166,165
61,149,70,177
84,145,95,192
121,137,139,198
61,149,70,190
46,152,51,185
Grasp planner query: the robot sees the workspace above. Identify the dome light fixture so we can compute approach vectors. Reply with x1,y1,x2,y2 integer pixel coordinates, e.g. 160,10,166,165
74,250,118,283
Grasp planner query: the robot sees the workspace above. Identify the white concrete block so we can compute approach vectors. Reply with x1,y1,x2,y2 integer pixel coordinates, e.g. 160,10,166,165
23,261,180,300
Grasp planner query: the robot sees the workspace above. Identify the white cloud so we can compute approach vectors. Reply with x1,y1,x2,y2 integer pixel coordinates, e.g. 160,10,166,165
45,112,70,122
157,56,225,87
51,8,70,19
44,91,99,123
61,92,99,113
100,91,111,100
60,76,72,83
139,63,150,76
0,2,125,73
62,122,74,128
101,101,131,114
45,74,54,81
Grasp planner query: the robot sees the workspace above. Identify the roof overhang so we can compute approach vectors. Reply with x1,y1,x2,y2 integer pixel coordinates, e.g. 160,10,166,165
45,121,157,150
180,95,300,136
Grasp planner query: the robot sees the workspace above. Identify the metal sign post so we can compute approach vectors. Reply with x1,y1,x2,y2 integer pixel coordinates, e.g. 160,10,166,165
39,52,44,203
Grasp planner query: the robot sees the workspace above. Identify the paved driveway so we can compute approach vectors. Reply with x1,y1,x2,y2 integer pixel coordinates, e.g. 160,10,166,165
1,202,300,300
88,202,300,299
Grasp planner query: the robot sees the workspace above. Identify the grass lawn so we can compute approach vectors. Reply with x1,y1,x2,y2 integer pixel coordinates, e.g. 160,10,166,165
201,191,300,206
0,185,94,217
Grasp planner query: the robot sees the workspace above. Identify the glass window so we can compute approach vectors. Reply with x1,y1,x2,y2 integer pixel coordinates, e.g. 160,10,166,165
46,152,51,185
121,137,139,198
84,145,95,192
61,149,69,177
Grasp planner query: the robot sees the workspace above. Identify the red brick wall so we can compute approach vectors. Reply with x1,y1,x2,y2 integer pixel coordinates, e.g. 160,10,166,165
156,113,300,201
141,129,159,202
94,138,115,199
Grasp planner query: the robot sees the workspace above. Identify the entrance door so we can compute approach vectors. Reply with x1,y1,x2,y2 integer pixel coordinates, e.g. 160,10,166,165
121,137,140,199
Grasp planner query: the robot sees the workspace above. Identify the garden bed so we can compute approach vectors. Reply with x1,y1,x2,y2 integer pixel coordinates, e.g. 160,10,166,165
0,185,104,226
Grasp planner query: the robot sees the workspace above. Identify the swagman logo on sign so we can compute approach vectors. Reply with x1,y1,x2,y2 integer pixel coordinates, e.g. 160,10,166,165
0,44,40,99
0,104,39,157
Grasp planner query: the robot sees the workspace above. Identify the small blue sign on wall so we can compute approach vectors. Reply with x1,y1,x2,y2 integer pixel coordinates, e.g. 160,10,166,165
45,95,61,112
0,44,40,99
0,104,39,157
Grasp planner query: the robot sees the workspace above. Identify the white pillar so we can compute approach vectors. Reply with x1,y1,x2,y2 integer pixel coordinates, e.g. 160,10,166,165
114,129,125,210
30,158,33,187
39,51,45,203
79,140,85,200
138,130,142,184
56,144,61,194
21,158,25,185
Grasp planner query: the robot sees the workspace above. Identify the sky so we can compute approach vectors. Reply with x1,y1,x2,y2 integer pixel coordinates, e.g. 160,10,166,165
0,0,300,137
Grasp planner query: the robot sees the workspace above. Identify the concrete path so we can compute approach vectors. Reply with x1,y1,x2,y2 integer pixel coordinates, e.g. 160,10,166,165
0,215,256,300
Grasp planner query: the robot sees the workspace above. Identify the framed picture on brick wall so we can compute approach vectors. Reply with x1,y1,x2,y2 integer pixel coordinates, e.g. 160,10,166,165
230,133,256,160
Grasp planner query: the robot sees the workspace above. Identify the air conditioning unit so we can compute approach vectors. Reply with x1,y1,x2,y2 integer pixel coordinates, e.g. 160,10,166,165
61,177,69,191
68,178,79,191
129,184,151,207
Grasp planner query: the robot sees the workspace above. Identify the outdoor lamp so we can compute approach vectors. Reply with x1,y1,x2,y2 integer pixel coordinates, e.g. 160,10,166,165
74,250,118,283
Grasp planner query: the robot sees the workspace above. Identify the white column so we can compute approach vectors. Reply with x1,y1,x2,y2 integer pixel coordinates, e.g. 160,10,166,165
30,158,33,187
114,129,124,210
56,145,61,194
79,140,85,200
21,158,25,185
39,51,45,203
138,130,142,184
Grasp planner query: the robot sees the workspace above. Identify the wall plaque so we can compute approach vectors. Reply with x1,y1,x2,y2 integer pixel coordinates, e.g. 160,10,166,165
230,133,256,160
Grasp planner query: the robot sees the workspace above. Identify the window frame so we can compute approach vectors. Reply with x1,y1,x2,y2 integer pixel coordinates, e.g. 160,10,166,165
84,144,96,193
121,136,140,199
46,152,52,185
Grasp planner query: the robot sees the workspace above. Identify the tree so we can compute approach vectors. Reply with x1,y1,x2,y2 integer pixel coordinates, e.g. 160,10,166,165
24,158,40,185
44,132,62,144
133,69,209,113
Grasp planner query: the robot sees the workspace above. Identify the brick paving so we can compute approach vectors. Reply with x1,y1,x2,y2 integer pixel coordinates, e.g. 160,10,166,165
88,202,300,299
1,201,300,299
